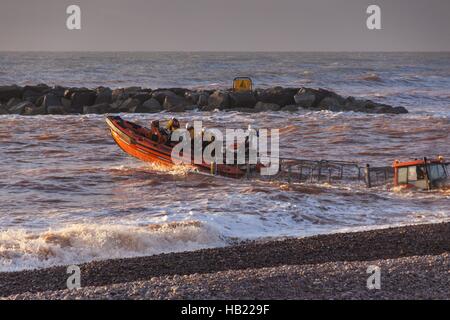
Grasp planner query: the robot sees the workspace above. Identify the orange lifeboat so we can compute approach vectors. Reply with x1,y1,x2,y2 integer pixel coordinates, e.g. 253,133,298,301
105,116,248,178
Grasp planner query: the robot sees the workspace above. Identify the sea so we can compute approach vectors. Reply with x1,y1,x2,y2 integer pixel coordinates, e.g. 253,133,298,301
0,52,449,271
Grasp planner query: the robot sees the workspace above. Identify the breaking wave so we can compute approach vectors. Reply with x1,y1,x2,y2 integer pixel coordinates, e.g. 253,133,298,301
0,221,226,272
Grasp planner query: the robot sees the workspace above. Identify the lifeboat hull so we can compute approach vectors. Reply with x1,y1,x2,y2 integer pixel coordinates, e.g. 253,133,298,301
106,116,246,178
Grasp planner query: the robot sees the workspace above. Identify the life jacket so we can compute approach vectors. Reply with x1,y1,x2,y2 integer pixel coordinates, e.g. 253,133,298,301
150,126,159,142
150,121,166,144
166,119,175,131
166,119,180,132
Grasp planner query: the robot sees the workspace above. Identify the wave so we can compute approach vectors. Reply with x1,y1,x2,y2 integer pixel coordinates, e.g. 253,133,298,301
106,162,195,177
360,73,383,82
0,221,226,272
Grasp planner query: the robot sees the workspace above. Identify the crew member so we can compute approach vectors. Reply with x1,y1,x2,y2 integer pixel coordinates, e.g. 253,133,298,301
166,117,180,133
186,123,195,139
150,120,165,144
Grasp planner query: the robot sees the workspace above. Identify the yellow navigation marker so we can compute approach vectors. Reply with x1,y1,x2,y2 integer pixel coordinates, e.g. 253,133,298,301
233,77,253,92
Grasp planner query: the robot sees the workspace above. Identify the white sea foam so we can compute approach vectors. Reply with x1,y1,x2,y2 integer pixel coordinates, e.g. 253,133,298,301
0,221,226,272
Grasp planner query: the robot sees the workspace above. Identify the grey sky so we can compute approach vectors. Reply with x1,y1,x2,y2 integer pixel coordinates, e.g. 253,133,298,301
0,0,449,51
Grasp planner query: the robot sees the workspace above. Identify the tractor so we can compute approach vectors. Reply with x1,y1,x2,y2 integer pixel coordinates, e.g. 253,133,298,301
393,156,449,190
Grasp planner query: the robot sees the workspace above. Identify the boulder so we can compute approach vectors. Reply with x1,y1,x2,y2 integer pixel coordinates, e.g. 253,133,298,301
392,106,408,114
362,101,385,113
22,84,50,104
23,104,46,115
50,86,67,98
70,91,96,113
317,97,344,111
35,96,45,107
95,87,113,104
47,105,68,115
229,91,257,108
134,98,162,113
294,87,344,109
346,99,371,112
0,85,23,103
83,103,112,114
165,105,186,112
281,105,299,112
313,89,345,109
22,90,42,104
61,97,72,109
111,87,141,102
42,93,62,110
124,87,142,94
116,93,132,102
7,98,22,108
142,98,162,109
208,91,230,109
64,88,81,99
110,101,120,111
152,90,179,105
185,91,199,104
343,98,408,114
110,87,142,102
344,96,357,106
256,87,298,107
132,92,152,104
163,94,189,110
365,102,398,114
112,88,125,101
118,98,141,112
294,88,316,108
0,105,9,114
197,93,209,107
168,88,190,97
8,101,36,115
140,88,153,94
23,84,50,95
254,102,281,112
294,88,408,114
200,105,218,112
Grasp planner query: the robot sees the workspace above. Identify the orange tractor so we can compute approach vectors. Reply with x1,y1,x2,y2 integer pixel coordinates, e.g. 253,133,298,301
392,156,449,190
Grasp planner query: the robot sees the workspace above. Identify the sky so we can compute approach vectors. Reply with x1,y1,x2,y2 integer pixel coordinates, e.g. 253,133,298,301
0,0,449,51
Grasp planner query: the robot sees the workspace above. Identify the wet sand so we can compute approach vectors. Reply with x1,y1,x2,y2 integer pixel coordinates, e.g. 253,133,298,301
1,222,449,300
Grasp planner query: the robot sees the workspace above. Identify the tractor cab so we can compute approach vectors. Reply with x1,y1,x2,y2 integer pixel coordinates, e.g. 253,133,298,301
393,157,449,190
